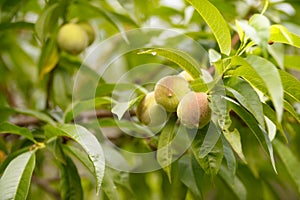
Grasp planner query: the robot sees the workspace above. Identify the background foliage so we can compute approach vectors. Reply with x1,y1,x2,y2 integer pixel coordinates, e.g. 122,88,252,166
0,0,300,199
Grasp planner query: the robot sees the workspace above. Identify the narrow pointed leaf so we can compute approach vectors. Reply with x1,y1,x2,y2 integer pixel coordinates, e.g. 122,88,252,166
138,48,202,79
248,14,270,45
223,129,246,163
35,3,60,42
64,97,112,123
284,55,300,70
191,124,223,175
270,25,300,48
0,122,36,143
262,103,286,140
112,95,144,120
199,122,221,158
64,145,95,174
0,147,29,174
229,56,268,95
186,0,231,55
0,151,36,200
246,55,283,122
226,98,277,173
219,165,247,200
225,76,265,129
178,155,202,199
38,38,59,79
230,56,283,122
279,70,300,103
157,116,177,182
59,124,105,194
283,100,300,123
75,2,130,42
221,136,237,185
14,109,56,125
101,169,120,200
265,116,276,141
59,156,83,200
46,124,105,194
274,139,300,194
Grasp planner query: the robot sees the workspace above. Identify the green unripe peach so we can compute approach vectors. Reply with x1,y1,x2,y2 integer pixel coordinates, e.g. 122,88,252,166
177,91,211,129
136,92,167,127
179,71,194,82
154,75,191,112
57,23,88,54
78,22,95,46
179,69,213,83
246,46,262,56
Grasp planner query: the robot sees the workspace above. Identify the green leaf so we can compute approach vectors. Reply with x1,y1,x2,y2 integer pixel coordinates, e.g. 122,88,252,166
14,109,56,126
210,90,227,129
283,100,300,123
229,56,267,94
0,151,36,200
59,125,105,194
267,43,284,69
65,144,130,199
236,15,270,47
178,155,203,199
223,129,246,163
0,136,7,154
157,116,177,182
98,118,154,137
190,78,209,93
63,97,112,123
0,147,29,174
235,20,245,43
279,70,300,103
209,49,222,63
219,165,247,200
101,168,120,200
191,124,223,175
186,0,231,55
63,145,95,174
264,116,276,141
75,1,130,42
38,38,59,79
52,70,72,110
45,124,105,194
0,0,27,22
47,138,67,165
230,55,283,122
261,0,269,15
221,135,237,184
246,55,283,122
0,22,34,31
138,48,202,79
269,25,300,48
35,3,60,42
96,83,147,97
199,122,221,158
262,103,286,140
112,95,143,120
0,122,36,143
248,14,270,46
284,55,300,70
58,155,83,200
225,76,265,129
273,139,300,194
226,98,277,173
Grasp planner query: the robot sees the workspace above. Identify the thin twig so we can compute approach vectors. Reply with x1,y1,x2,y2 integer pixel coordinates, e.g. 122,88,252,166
231,33,240,49
9,109,137,126
10,115,40,126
